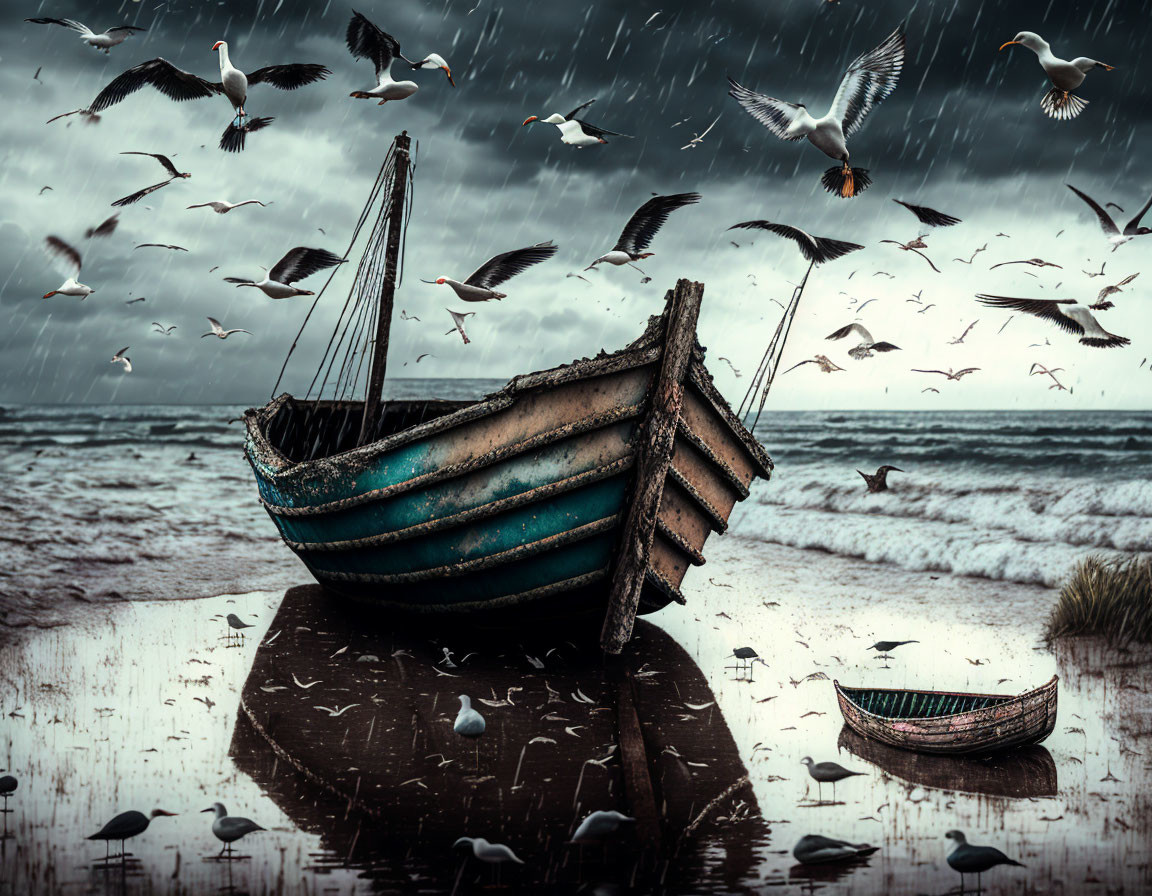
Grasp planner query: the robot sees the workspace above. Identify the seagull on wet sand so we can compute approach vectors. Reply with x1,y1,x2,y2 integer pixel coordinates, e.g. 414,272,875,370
728,221,863,264
522,99,631,146
945,830,1025,891
1066,184,1152,251
999,32,1113,119
187,199,266,214
225,247,345,299
225,613,254,642
110,347,132,373
570,810,636,844
202,317,252,339
728,26,905,198
892,199,961,227
0,775,17,812
801,757,865,802
88,809,177,861
423,242,557,301
976,295,1129,348
858,465,902,493
586,193,701,273
42,236,94,299
202,803,264,858
793,834,879,865
25,17,145,53
868,640,918,666
826,323,900,360
454,837,523,883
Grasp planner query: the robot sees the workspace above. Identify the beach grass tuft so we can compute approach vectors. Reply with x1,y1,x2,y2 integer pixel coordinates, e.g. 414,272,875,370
1046,554,1152,645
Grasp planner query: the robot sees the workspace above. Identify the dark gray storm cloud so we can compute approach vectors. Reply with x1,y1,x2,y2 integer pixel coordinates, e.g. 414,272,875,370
2,0,1149,409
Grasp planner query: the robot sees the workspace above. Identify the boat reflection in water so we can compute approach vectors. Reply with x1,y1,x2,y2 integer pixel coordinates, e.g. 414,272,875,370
837,726,1058,799
229,585,769,892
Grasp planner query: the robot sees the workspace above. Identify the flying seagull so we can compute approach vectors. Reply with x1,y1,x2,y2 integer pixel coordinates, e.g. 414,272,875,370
1029,363,1069,392
911,368,980,381
976,294,1129,348
151,323,177,335
522,99,631,146
948,320,978,344
225,247,345,299
728,26,905,198
989,258,1062,270
879,236,939,272
727,221,862,264
586,193,700,272
42,236,93,299
135,243,188,252
680,113,722,150
892,199,961,227
1066,184,1152,251
84,214,119,239
1092,273,1138,310
110,347,132,373
25,18,145,53
186,199,266,214
422,241,558,301
346,11,453,107
999,32,1113,119
201,317,252,339
782,355,845,374
446,309,475,344
858,465,903,493
112,152,190,208
954,244,987,264
826,323,901,359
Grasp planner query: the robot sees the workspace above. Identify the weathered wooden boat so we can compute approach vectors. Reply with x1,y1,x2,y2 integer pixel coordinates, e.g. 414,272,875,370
834,676,1058,755
243,134,772,651
836,726,1057,798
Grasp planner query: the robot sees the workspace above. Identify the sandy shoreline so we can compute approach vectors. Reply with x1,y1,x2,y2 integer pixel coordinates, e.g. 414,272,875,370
2,540,1150,894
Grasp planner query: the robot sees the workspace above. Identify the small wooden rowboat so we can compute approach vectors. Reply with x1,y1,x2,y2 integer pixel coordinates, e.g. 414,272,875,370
834,676,1058,755
245,279,772,651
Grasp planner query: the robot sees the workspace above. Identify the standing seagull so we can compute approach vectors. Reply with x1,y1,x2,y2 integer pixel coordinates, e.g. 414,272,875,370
945,830,1025,892
201,803,265,858
858,465,902,493
202,317,252,339
728,26,905,198
224,613,254,643
112,152,190,208
975,295,1130,348
454,695,486,770
225,247,345,299
422,242,558,301
1066,184,1152,252
522,99,631,146
453,837,523,883
25,18,145,53
892,199,961,227
346,12,453,105
825,323,900,359
0,775,16,813
187,199,266,214
110,347,132,373
585,193,701,273
999,32,1113,119
800,757,865,803
87,809,177,861
42,236,94,299
727,221,863,264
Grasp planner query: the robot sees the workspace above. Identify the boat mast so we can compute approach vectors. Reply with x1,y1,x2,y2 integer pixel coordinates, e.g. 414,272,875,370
358,131,412,446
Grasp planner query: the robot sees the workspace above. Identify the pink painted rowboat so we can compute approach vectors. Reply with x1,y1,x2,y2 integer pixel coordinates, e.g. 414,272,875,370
833,676,1058,756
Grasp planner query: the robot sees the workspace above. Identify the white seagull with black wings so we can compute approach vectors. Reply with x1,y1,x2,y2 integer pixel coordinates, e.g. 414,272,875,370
84,45,329,152
1066,184,1152,252
522,99,631,147
225,247,346,299
586,193,701,272
999,32,1113,120
727,221,863,264
25,17,145,53
728,26,905,198
346,11,453,105
41,236,94,299
112,151,190,207
423,242,559,302
202,317,252,339
826,323,901,360
975,295,1129,348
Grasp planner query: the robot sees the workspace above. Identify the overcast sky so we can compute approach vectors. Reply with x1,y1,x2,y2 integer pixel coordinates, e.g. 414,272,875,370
2,0,1149,409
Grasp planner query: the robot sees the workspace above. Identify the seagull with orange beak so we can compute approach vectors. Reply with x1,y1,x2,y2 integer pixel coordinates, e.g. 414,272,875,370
522,99,631,147
998,31,1114,120
422,242,558,302
585,193,700,274
346,11,453,106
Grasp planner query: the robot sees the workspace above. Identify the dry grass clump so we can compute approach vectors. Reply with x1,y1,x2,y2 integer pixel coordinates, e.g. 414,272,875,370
1046,554,1152,645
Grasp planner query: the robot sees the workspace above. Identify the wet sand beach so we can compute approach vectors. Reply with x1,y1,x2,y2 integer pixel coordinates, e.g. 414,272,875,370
3,535,1149,894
